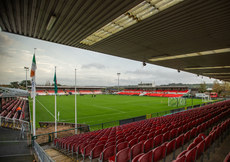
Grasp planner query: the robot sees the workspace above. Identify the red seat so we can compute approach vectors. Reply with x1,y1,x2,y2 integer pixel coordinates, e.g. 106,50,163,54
168,125,174,130
144,138,153,153
129,138,138,147
152,145,166,162
182,124,188,133
116,138,125,145
125,133,132,138
138,134,147,142
184,131,191,144
185,147,197,162
77,142,89,159
176,150,188,160
113,147,131,162
116,141,129,153
132,131,139,136
147,132,155,139
176,134,184,150
198,133,206,140
155,130,162,136
170,129,178,139
197,125,202,134
100,136,108,141
107,138,115,143
190,127,197,139
163,131,170,142
196,141,205,160
131,153,144,162
154,134,163,147
166,139,176,156
210,130,217,144
99,145,115,162
105,141,116,148
97,140,106,146
135,133,142,138
138,151,153,162
143,130,149,135
116,135,124,141
81,143,96,161
204,135,212,151
162,127,168,134
89,144,104,162
130,142,144,160
187,142,196,151
177,127,183,135
193,136,203,145
126,135,135,142
224,152,230,162
172,155,186,162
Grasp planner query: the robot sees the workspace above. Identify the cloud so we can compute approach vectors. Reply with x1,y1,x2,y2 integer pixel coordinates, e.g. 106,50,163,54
82,63,106,69
0,32,216,86
125,69,156,76
0,32,17,58
0,32,14,47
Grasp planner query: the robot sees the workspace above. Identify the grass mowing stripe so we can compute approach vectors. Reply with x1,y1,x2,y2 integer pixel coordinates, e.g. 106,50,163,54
36,98,55,119
29,95,206,127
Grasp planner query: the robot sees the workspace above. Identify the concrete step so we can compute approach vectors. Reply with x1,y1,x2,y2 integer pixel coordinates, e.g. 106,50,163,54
45,148,76,162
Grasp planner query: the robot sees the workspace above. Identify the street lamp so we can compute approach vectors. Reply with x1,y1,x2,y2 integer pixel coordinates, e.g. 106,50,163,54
117,73,121,91
24,67,29,90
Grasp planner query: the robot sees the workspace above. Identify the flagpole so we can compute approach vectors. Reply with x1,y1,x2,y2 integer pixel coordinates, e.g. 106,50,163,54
55,66,57,138
75,68,77,134
33,48,36,136
33,77,36,136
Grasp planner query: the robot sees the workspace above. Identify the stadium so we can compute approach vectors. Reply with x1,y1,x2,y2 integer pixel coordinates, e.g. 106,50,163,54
0,0,230,162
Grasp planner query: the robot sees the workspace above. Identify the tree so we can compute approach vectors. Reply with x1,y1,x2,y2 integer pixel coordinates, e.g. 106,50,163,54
199,81,207,93
19,80,31,87
10,81,19,88
51,83,61,86
45,80,51,86
221,81,230,97
212,80,224,95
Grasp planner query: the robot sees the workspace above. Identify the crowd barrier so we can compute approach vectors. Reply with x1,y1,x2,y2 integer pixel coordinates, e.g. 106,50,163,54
33,140,54,162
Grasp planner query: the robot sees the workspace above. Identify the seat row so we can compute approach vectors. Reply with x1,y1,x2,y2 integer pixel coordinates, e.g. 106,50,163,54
54,100,230,162
0,99,26,120
173,117,230,162
108,106,230,162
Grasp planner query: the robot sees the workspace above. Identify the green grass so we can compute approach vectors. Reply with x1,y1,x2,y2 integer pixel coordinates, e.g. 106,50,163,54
29,95,206,127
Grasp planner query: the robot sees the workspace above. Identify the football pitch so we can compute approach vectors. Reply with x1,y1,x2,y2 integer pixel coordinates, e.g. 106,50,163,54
29,95,206,127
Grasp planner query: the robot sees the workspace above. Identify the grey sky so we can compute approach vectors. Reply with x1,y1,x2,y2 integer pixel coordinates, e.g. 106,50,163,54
0,31,215,86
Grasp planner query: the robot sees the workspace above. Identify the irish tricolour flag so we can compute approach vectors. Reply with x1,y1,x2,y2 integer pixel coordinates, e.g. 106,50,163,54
30,54,37,98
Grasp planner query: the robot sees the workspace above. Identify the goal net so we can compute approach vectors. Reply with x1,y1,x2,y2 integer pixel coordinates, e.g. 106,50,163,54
202,95,211,102
168,97,186,107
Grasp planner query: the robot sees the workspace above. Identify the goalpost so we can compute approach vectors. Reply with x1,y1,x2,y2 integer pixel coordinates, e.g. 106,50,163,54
168,97,186,107
202,95,211,102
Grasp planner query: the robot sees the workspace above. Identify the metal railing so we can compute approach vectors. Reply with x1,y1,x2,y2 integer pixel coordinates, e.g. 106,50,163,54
33,126,82,144
0,116,30,130
89,120,119,131
0,116,31,143
33,140,54,162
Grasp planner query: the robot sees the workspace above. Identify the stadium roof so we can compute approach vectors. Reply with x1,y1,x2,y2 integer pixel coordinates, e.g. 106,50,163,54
0,87,29,97
1,0,230,81
27,85,106,89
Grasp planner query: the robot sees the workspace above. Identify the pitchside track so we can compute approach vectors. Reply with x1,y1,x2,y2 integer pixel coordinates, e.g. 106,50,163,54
29,95,205,127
